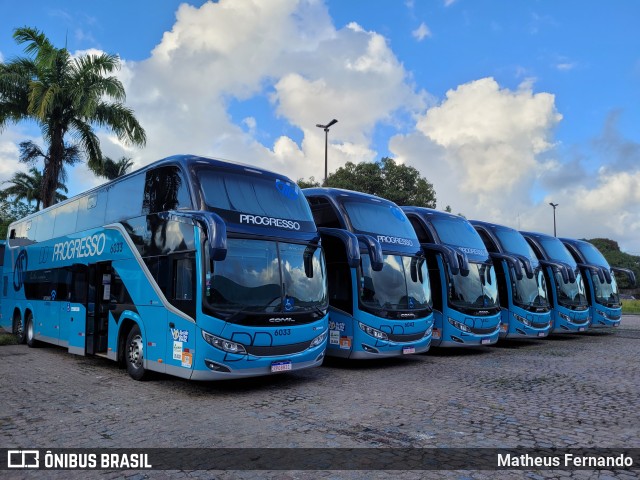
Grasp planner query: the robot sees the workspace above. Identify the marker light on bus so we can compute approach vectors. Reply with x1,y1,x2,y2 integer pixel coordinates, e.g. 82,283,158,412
358,322,389,341
513,313,532,327
202,330,247,355
309,329,328,348
448,317,471,333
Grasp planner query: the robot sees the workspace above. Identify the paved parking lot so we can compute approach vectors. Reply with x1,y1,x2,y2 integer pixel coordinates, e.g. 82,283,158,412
1,316,639,479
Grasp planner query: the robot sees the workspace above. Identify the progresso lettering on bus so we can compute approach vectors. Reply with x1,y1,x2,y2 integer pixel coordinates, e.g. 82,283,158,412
239,214,300,230
457,246,487,256
376,235,414,247
52,233,107,262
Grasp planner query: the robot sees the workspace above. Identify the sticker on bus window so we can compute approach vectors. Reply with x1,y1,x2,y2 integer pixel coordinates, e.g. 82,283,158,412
330,330,340,345
339,336,351,349
275,179,299,200
173,341,182,360
432,328,441,340
171,328,189,342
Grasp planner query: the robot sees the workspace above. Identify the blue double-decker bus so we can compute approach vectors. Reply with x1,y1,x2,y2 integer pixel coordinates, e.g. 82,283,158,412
303,188,432,359
520,231,590,333
1,155,329,380
471,221,552,339
560,238,636,328
402,208,501,347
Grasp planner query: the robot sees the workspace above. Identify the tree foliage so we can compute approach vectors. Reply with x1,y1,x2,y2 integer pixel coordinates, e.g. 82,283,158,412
0,199,36,239
0,166,67,210
0,26,146,208
92,156,134,180
298,157,436,207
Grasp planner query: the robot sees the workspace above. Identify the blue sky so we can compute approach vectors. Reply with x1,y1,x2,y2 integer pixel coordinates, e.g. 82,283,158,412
1,0,639,252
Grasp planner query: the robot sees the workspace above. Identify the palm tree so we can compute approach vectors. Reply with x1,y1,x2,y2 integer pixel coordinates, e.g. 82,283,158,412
92,156,135,180
19,140,81,185
0,27,146,208
0,167,67,210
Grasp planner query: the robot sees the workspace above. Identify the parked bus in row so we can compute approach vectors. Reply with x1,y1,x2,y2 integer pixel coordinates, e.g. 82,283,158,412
303,188,433,359
1,155,329,380
560,238,636,328
471,221,552,339
520,231,590,333
401,208,501,347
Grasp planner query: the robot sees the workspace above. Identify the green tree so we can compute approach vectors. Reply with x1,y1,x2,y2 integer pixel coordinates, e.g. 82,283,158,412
299,157,437,207
0,26,146,208
92,156,134,180
296,176,321,189
0,199,36,238
0,166,67,210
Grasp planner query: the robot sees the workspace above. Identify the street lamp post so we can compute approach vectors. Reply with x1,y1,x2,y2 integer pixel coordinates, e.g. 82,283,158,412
549,202,559,237
316,119,338,185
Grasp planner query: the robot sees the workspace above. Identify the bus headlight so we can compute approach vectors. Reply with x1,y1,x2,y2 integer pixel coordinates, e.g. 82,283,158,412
513,313,532,327
448,317,471,333
358,322,389,340
559,312,571,323
424,326,433,337
310,329,328,348
202,330,247,355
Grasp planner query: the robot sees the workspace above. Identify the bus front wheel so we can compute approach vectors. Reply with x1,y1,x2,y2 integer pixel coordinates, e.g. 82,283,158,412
126,325,147,381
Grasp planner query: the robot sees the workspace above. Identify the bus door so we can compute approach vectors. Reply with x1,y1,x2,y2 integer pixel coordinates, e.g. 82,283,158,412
86,262,112,355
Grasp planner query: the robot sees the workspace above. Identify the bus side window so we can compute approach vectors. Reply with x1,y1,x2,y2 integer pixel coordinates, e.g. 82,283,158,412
143,166,192,215
174,257,194,301
308,197,342,229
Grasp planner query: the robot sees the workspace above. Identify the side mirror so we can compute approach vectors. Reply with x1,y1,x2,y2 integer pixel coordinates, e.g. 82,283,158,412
161,210,228,261
356,234,384,272
421,244,462,275
611,267,636,286
540,260,569,284
490,253,523,281
318,227,360,268
303,244,318,278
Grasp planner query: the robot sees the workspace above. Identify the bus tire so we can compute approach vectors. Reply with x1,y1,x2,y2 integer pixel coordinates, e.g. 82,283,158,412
13,312,26,344
25,313,37,348
125,324,147,381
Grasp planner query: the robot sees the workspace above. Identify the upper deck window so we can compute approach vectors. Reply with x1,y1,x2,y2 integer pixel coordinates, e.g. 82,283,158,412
198,169,314,223
342,200,416,239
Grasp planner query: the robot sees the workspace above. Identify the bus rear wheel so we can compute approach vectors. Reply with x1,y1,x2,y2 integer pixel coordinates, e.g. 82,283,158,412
126,325,147,381
13,313,26,344
25,313,37,348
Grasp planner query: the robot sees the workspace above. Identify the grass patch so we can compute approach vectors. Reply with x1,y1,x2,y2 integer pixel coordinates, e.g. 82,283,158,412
0,333,18,346
622,299,640,315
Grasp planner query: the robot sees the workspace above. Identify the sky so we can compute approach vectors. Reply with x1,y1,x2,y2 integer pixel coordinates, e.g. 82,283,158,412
1,0,639,253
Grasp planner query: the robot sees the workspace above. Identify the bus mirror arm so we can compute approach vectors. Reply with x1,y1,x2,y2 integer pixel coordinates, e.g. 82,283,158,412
168,210,228,261
539,260,570,284
318,228,360,268
490,253,523,280
356,234,384,272
303,240,320,278
577,263,605,284
420,244,460,275
512,254,534,278
611,267,636,286
455,250,470,277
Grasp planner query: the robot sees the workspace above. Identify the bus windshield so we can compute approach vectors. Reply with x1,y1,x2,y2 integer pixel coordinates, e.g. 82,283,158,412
576,242,609,267
431,216,487,252
494,228,538,260
555,271,588,309
537,236,576,266
205,239,327,316
513,267,549,310
343,201,417,240
591,271,620,307
198,169,314,223
360,254,432,312
448,262,499,312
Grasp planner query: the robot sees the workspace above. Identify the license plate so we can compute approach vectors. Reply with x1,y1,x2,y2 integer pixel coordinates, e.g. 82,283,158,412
538,332,546,337
402,346,416,355
578,327,585,332
271,361,292,373
481,337,491,345
613,323,619,328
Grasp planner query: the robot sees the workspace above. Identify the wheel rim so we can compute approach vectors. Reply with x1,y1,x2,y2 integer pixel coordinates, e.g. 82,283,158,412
128,334,144,369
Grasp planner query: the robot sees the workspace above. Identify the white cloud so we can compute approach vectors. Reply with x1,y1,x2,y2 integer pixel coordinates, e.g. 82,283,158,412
412,23,432,41
444,0,457,6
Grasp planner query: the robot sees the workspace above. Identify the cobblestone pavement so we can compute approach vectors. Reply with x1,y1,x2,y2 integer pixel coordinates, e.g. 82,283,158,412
1,316,639,480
